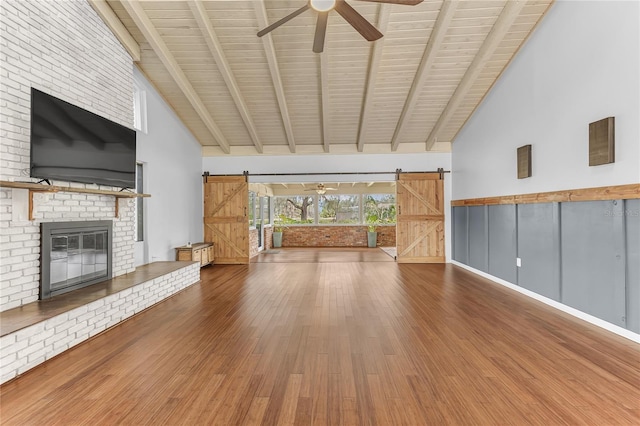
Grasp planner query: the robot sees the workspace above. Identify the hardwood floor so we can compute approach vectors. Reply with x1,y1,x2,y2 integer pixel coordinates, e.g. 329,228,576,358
251,247,395,263
1,253,639,425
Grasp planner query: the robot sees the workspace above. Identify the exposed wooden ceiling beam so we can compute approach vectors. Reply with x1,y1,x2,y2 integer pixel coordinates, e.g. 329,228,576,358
320,52,330,153
367,182,375,187
88,0,140,61
390,0,456,151
121,0,231,153
189,0,263,154
356,4,391,152
253,1,296,153
425,0,526,150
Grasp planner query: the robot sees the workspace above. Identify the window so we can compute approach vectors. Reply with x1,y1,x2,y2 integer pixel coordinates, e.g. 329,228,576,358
364,194,396,224
262,197,270,226
272,193,396,226
135,163,144,242
133,79,147,133
318,195,360,224
273,196,315,224
248,191,257,227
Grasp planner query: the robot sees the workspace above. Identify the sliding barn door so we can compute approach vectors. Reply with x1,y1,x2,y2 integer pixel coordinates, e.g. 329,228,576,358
204,175,249,264
396,173,445,263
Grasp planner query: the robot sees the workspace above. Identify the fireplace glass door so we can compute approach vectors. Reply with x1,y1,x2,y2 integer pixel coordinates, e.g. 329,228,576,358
50,231,108,291
41,220,113,299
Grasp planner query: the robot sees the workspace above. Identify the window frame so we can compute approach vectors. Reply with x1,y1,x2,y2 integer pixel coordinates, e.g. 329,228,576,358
133,79,148,133
271,193,396,226
135,162,144,242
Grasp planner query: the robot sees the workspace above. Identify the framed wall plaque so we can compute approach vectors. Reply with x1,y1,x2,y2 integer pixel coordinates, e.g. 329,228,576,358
589,117,615,166
517,144,532,179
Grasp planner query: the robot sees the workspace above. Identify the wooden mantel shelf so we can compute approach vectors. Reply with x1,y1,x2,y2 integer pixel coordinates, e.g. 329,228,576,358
0,180,150,220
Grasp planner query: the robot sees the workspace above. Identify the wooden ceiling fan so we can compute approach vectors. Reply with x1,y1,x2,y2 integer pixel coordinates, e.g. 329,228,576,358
257,0,423,53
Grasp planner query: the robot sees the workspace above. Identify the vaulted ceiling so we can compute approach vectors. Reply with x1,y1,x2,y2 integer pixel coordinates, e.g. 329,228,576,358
92,0,554,156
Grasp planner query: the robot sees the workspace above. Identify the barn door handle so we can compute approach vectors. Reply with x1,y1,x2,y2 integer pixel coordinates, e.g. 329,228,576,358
398,206,401,215
244,207,247,217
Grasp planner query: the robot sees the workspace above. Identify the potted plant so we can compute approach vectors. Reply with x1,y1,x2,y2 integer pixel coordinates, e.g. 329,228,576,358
366,214,379,248
272,215,290,248
272,224,285,248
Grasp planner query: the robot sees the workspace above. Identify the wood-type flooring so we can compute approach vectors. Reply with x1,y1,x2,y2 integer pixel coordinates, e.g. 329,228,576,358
1,249,638,425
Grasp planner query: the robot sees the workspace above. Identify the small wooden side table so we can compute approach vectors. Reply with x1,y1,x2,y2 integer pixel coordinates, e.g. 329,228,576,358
175,242,214,267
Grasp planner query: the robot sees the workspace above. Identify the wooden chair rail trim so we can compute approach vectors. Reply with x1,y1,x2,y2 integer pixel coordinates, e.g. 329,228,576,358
451,183,640,206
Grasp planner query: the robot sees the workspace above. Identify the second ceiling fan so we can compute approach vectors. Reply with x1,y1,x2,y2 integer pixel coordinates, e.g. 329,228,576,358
304,183,338,194
257,0,423,53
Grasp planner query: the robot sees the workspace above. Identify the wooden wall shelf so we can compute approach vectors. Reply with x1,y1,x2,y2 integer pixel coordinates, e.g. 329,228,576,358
0,180,150,220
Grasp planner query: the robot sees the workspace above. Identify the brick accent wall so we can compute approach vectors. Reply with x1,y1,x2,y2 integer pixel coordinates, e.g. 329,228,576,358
265,226,273,251
255,225,369,256
0,262,200,385
249,228,259,258
249,227,275,257
0,0,135,311
281,225,396,247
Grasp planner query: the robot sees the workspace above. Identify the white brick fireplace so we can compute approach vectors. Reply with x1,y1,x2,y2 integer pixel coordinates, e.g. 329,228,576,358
1,192,136,310
0,1,203,384
0,0,136,312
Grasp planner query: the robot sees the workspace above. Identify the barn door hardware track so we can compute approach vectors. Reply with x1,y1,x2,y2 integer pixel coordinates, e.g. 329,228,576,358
202,170,450,178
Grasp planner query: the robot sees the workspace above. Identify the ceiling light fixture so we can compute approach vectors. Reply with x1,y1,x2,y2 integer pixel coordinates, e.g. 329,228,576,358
304,183,337,194
309,0,336,12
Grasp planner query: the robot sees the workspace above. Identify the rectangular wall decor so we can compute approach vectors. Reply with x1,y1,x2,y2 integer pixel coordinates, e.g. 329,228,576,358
517,144,532,179
589,117,615,166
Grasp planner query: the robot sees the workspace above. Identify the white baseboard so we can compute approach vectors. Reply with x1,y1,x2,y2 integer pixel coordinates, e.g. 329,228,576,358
450,260,640,344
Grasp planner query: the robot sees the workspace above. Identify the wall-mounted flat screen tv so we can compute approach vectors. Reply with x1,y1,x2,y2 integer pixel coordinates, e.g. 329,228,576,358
30,88,136,189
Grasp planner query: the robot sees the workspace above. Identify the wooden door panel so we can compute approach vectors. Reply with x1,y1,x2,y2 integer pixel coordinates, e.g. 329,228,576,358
396,173,445,263
204,176,249,264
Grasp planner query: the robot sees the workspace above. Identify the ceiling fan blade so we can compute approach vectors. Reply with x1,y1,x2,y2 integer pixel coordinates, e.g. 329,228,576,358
313,12,329,53
334,1,383,41
354,0,423,5
257,4,310,37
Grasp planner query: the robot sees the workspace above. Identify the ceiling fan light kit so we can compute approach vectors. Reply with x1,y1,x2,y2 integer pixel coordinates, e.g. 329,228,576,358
310,0,337,12
257,0,422,53
305,183,338,194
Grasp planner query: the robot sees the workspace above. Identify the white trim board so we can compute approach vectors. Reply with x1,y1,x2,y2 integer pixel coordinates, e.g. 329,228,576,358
451,260,640,344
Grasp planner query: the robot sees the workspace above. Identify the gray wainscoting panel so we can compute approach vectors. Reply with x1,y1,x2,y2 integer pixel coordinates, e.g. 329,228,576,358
468,206,488,272
561,200,626,328
625,199,640,333
452,206,469,263
517,203,561,301
488,205,517,284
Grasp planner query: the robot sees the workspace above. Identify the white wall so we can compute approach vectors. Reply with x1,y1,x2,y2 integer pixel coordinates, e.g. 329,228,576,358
134,68,203,263
452,0,640,200
203,152,453,261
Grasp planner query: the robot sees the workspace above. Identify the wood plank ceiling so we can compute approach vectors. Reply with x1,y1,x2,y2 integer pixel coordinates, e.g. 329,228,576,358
94,0,554,156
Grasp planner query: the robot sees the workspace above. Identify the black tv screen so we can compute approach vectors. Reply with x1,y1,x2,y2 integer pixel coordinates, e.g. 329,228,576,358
30,88,136,189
